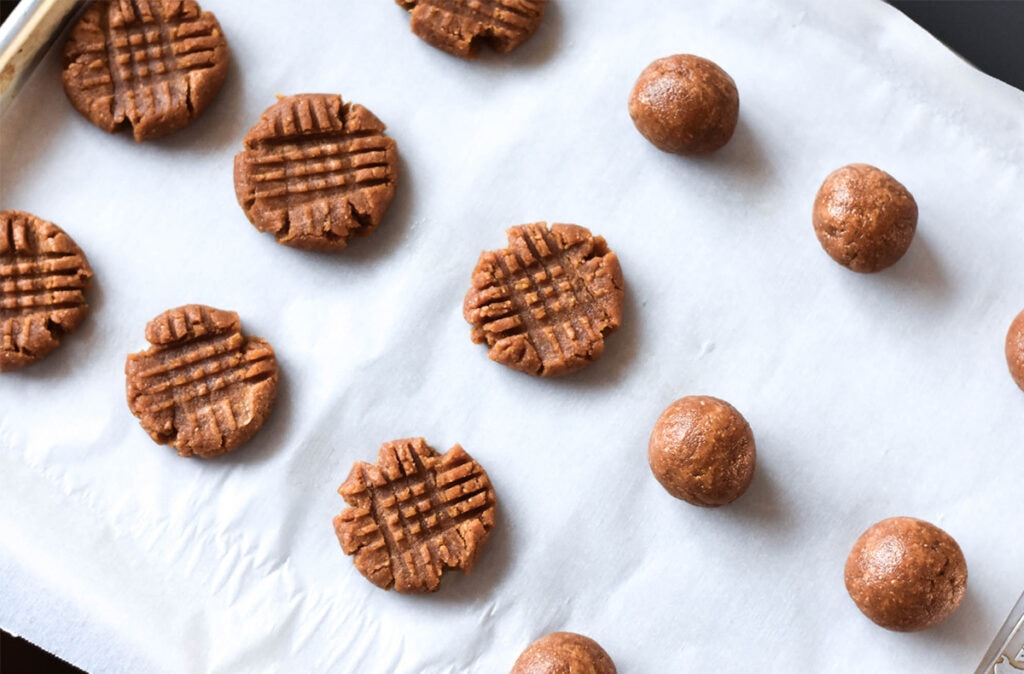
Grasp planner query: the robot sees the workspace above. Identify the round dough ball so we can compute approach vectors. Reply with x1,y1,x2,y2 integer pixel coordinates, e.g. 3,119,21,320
511,632,616,674
1006,309,1024,392
628,54,739,155
812,163,918,273
647,396,756,507
845,516,967,632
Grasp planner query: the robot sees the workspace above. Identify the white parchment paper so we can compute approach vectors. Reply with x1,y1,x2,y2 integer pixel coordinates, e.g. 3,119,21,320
2,1,1023,672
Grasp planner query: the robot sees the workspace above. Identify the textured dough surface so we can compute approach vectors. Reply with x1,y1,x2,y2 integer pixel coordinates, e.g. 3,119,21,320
511,632,617,674
125,304,278,458
463,222,624,377
0,210,92,372
628,54,739,155
844,516,967,632
648,395,756,507
395,0,547,58
1006,309,1024,392
234,93,399,252
812,163,918,273
334,438,497,594
62,0,228,141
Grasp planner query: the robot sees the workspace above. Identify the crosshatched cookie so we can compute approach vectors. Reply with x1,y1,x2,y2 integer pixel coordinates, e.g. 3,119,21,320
1,211,93,372
511,632,617,674
395,0,547,59
62,0,228,141
464,222,624,377
234,93,399,252
333,437,497,594
125,304,278,458
1006,309,1024,392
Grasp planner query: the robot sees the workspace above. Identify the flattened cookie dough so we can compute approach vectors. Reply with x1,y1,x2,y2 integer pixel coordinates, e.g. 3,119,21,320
845,516,967,632
1006,309,1024,392
648,396,756,507
125,304,278,458
464,222,624,377
511,632,617,674
62,0,228,141
234,93,399,252
813,164,918,273
628,54,739,155
395,0,547,59
1,211,93,372
333,438,497,593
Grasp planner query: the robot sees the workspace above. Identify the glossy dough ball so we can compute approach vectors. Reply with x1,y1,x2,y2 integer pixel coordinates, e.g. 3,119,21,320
845,516,967,631
511,632,616,674
628,54,739,155
812,163,918,273
648,396,756,507
1006,309,1024,392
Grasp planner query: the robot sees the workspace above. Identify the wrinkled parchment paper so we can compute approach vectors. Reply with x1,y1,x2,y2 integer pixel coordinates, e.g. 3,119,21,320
2,1,1023,671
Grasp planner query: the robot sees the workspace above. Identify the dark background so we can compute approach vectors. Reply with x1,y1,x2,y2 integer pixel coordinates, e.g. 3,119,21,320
1,1,1022,672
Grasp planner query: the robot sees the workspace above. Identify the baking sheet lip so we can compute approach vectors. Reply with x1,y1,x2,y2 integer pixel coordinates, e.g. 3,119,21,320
975,590,1024,674
0,0,88,119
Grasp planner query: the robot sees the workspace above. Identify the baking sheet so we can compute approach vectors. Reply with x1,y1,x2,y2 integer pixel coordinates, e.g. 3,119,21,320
1,0,1023,671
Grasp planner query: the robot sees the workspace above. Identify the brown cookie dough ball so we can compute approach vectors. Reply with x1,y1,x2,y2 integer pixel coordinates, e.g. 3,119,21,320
845,516,967,632
647,396,756,507
812,164,918,273
1006,309,1024,392
628,54,739,155
511,632,616,674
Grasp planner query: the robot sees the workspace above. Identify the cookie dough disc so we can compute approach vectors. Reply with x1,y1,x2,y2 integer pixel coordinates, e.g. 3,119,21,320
333,438,497,593
511,632,617,674
812,163,918,273
845,516,967,631
628,54,739,155
648,395,756,507
1,211,93,372
463,222,624,377
62,0,228,141
395,0,547,58
125,304,278,458
1006,309,1024,392
234,94,399,252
